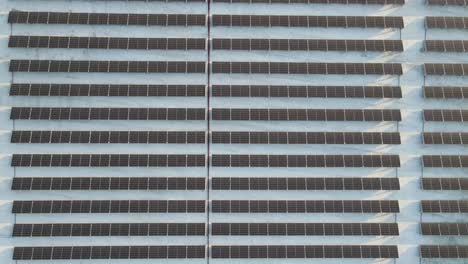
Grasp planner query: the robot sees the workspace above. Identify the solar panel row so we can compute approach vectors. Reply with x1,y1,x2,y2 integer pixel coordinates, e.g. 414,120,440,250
422,178,468,190
427,0,468,4
214,0,404,3
421,223,468,235
212,62,403,75
211,200,400,213
424,86,468,98
424,63,468,75
212,245,399,258
11,177,206,190
9,36,206,50
425,40,468,52
212,223,399,235
422,155,468,167
212,108,402,121
8,12,206,26
423,109,468,121
212,131,401,144
13,223,206,237
421,200,468,213
421,245,468,258
10,107,206,120
212,15,404,28
10,83,206,97
11,131,206,144
423,132,468,144
212,39,404,51
426,16,468,28
13,246,206,260
11,154,206,167
212,85,402,98
211,177,400,190
9,60,206,73
211,154,401,167
12,200,206,213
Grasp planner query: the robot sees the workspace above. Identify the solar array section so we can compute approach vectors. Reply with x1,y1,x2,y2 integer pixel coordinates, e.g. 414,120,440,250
6,0,468,262
211,223,399,235
423,132,468,144
421,223,468,235
212,85,402,98
211,62,403,75
425,40,468,52
422,178,468,190
211,154,400,167
424,63,468,75
9,60,206,73
211,177,400,190
8,11,206,26
212,39,403,51
11,131,206,144
214,0,404,3
212,15,404,28
427,0,468,4
11,154,206,167
424,86,468,98
211,245,399,258
12,200,206,213
211,200,400,213
10,107,206,120
211,132,401,144
13,246,206,260
10,84,206,97
9,36,206,50
421,200,468,213
423,109,468,121
420,245,468,258
422,155,468,167
11,177,206,190
426,16,468,28
212,109,402,121
13,223,206,237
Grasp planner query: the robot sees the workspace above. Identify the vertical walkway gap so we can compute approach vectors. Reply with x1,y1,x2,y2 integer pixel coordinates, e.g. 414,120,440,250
205,0,212,262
